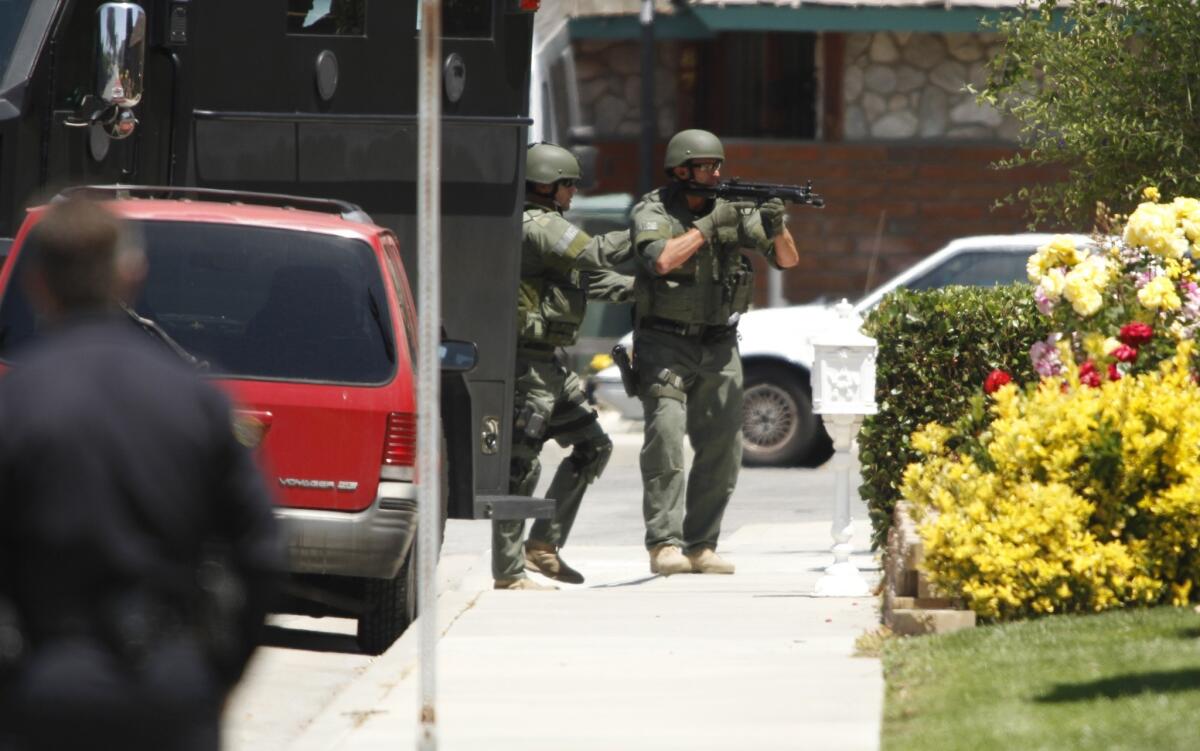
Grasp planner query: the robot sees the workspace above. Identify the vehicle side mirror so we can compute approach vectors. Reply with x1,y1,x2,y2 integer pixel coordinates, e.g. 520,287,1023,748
439,340,478,372
97,2,146,108
67,3,146,139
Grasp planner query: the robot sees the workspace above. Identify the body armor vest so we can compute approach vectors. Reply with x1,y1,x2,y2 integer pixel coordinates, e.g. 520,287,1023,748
633,188,755,327
518,205,590,347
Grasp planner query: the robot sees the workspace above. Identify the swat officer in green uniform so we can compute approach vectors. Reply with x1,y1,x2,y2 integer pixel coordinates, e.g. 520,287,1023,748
492,142,634,591
630,129,798,576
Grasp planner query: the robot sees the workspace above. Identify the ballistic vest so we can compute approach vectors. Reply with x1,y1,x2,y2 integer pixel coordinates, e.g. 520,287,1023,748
631,187,754,327
517,203,592,347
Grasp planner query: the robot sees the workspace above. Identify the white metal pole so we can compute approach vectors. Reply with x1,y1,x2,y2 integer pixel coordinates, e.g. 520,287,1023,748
416,1,442,749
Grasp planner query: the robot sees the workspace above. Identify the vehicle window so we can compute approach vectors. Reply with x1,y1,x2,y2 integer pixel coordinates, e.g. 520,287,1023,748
0,221,396,385
287,0,365,36
443,0,492,38
905,250,1030,291
0,0,34,83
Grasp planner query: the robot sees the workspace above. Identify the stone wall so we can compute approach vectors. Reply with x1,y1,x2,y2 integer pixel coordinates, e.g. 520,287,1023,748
843,31,1020,141
575,39,679,139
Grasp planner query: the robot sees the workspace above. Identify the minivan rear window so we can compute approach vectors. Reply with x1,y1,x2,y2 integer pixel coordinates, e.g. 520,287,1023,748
0,221,397,385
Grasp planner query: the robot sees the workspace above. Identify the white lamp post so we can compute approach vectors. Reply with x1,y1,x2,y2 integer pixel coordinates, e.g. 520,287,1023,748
810,300,877,597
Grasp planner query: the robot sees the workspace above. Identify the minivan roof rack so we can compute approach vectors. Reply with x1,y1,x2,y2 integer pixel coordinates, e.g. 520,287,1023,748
55,185,374,224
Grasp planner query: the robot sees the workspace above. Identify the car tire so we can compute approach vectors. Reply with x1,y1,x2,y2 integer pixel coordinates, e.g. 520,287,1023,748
741,363,829,467
356,538,417,656
356,438,449,656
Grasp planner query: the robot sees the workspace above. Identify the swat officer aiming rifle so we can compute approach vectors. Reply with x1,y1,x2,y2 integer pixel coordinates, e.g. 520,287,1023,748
626,128,813,577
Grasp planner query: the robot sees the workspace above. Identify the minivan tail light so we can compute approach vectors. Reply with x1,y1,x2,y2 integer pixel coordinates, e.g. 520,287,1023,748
383,411,417,470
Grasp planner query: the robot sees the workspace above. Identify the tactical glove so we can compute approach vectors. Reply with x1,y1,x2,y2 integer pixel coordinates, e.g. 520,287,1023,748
693,201,754,243
758,198,787,238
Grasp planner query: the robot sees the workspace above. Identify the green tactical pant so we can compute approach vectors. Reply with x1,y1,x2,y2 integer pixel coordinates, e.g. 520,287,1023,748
492,354,613,580
636,327,743,553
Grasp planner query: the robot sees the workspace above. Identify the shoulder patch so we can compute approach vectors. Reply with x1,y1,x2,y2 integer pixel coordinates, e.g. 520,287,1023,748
552,224,582,255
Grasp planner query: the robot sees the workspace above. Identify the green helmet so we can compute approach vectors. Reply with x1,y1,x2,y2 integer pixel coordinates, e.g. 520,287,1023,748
664,129,724,170
526,142,582,184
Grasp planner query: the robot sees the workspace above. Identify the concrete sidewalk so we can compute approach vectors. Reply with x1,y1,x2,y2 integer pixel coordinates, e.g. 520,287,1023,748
291,521,883,750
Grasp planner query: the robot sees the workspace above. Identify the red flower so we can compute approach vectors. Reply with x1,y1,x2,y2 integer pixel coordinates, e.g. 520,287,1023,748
984,369,1013,394
1111,344,1139,362
1080,360,1102,388
1108,363,1122,381
1119,322,1153,346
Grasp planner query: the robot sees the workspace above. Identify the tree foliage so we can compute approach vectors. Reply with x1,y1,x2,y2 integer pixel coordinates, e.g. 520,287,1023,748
977,0,1200,228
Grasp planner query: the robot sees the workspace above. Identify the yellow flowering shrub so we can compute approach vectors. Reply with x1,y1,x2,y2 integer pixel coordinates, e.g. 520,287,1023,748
902,344,1200,620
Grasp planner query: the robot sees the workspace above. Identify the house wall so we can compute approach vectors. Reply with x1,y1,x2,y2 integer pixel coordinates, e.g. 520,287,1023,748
575,39,681,139
573,30,1062,305
843,31,1020,141
589,139,1063,305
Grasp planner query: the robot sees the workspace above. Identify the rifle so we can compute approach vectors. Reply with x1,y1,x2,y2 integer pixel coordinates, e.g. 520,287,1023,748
682,179,825,209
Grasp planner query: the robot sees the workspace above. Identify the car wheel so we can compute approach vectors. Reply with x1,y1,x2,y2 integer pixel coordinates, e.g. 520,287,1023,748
741,363,828,467
356,438,449,656
356,539,417,656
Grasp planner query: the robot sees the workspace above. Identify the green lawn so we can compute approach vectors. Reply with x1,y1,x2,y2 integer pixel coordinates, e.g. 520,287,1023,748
882,607,1200,751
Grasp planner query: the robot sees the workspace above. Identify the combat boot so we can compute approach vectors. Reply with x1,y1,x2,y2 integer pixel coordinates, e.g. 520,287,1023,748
686,547,735,575
494,577,558,591
524,540,585,584
649,544,694,576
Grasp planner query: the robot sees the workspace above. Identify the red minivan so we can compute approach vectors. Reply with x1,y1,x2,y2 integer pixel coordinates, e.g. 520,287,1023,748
0,188,459,654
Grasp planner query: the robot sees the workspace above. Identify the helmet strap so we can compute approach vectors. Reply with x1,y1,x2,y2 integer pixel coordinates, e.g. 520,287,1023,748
526,183,561,211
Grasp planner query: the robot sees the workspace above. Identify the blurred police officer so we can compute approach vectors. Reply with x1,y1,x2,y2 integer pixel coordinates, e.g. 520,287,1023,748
492,143,634,590
0,198,283,750
630,129,798,575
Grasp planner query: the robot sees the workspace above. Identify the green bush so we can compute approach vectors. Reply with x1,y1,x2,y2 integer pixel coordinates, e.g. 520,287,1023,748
858,284,1046,549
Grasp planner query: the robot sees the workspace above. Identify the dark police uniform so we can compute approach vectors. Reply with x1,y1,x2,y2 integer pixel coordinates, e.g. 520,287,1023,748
0,317,283,751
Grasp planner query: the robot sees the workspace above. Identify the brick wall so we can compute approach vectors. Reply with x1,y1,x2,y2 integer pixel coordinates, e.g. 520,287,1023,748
590,140,1066,305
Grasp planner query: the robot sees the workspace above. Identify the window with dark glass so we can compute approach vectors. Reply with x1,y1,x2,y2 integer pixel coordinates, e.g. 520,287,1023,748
443,0,492,39
0,0,35,82
0,222,396,385
287,0,365,36
908,251,1030,291
687,32,818,139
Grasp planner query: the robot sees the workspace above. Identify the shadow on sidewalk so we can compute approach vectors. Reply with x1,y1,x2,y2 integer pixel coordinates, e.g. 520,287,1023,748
588,575,661,589
261,625,364,655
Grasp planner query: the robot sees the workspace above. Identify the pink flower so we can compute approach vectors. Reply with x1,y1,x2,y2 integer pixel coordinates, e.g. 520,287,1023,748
1111,344,1139,362
1030,335,1063,377
1034,286,1056,315
1079,361,1102,388
1119,322,1153,346
984,369,1013,394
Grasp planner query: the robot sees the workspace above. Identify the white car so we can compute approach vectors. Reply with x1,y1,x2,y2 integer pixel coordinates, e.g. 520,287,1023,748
593,233,1089,466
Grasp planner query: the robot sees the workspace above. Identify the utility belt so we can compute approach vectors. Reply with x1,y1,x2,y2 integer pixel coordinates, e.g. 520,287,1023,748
638,316,738,344
516,342,559,362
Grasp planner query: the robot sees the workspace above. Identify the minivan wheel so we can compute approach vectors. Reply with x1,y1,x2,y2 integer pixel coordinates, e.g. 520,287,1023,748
355,439,449,656
741,363,828,467
356,541,417,656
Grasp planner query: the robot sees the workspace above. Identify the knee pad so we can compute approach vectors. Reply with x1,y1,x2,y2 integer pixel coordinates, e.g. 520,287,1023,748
570,435,613,485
